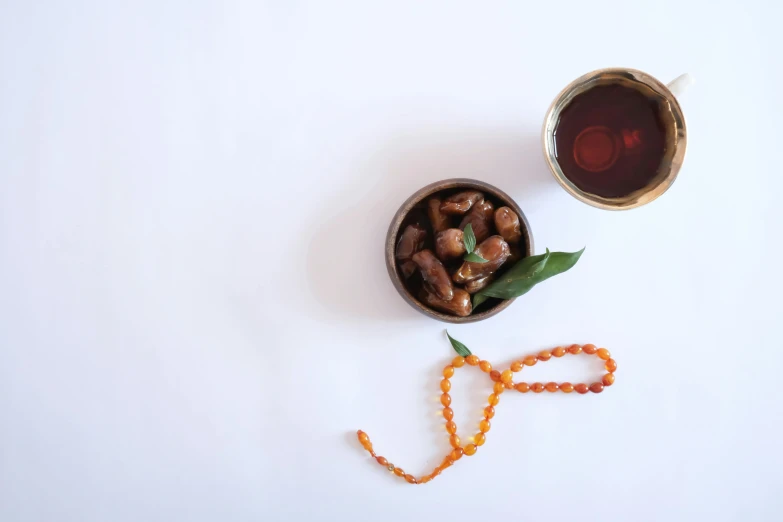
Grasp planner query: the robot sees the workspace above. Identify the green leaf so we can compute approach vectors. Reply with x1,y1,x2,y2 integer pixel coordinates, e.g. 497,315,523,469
463,252,489,263
446,330,472,357
462,223,476,254
473,247,585,308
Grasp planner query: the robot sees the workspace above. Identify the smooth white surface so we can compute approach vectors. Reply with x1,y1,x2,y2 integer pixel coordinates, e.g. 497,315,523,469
1,1,782,521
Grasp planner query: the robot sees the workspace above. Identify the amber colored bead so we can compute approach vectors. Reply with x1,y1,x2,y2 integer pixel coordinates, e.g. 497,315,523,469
451,447,464,461
559,382,574,393
537,350,552,361
441,393,451,407
443,407,454,420
464,443,477,456
393,467,404,477
376,456,388,466
589,382,604,393
504,381,514,389
446,421,457,434
568,344,582,354
489,370,501,382
602,373,615,386
597,348,611,360
474,433,486,446
500,369,513,384
443,365,455,378
531,382,545,393
420,475,432,484
357,431,369,443
545,381,559,392
449,434,461,448
441,456,454,468
466,355,479,366
479,419,491,433
440,379,451,392
552,346,566,357
605,358,618,372
362,442,373,453
484,405,495,419
452,355,465,368
523,355,537,366
479,360,492,373
488,393,500,406
515,382,530,393
574,383,589,394
582,343,597,354
510,361,523,372
493,381,506,394
404,474,417,484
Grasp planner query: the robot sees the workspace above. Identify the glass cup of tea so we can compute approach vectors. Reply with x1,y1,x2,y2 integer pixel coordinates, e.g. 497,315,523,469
542,68,691,210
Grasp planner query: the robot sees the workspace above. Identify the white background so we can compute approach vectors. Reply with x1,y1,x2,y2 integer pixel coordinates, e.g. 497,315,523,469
1,1,782,521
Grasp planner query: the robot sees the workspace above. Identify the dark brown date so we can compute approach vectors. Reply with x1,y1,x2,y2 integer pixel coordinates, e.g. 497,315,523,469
440,191,484,215
459,199,494,243
419,285,472,317
494,207,522,244
453,235,510,284
435,229,466,261
427,198,451,233
412,249,454,301
395,224,427,278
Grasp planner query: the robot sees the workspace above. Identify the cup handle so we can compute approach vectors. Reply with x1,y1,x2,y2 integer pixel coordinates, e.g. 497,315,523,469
666,73,694,98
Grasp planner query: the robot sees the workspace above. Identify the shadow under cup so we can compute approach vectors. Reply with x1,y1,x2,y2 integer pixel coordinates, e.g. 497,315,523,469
542,69,687,210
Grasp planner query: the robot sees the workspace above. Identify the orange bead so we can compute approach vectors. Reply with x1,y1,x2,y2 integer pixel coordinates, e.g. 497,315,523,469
449,434,461,448
552,346,566,357
523,355,537,366
479,360,492,373
489,370,501,382
441,456,454,469
479,419,491,433
531,382,545,393
420,475,432,484
441,393,451,407
376,456,388,466
538,350,552,361
568,344,582,354
545,381,559,392
515,382,530,393
510,361,523,372
443,407,454,420
464,443,477,456
452,356,465,368
446,421,457,434
474,432,486,446
501,369,513,384
589,382,604,393
560,382,574,393
602,373,615,386
451,447,464,461
484,405,495,419
362,441,373,452
393,467,404,477
488,393,500,406
605,358,617,372
504,381,514,389
404,474,417,484
493,381,506,394
440,379,451,392
357,430,369,443
574,383,589,394
582,343,597,354
597,348,611,360
443,366,455,378
466,355,479,366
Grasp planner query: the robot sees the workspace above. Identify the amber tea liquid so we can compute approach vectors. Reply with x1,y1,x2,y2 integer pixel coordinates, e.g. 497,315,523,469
553,84,667,199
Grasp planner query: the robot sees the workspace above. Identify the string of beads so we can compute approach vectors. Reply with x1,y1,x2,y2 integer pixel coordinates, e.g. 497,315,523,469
356,343,616,484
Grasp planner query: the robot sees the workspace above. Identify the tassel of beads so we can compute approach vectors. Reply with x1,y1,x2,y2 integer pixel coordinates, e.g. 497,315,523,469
357,343,616,484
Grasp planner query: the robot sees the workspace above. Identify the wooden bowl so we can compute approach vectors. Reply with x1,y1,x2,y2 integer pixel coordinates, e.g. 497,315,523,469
385,179,534,323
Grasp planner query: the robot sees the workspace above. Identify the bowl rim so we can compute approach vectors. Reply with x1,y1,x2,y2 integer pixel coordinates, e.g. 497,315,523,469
385,178,534,323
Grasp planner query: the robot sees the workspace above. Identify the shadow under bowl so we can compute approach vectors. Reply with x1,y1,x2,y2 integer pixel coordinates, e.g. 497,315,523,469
385,178,534,323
